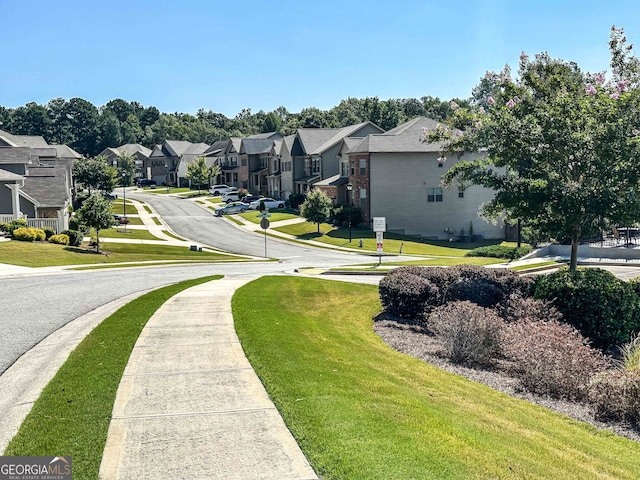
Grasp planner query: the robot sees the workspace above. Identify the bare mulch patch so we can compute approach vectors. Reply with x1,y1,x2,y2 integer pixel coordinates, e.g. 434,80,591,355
373,313,640,443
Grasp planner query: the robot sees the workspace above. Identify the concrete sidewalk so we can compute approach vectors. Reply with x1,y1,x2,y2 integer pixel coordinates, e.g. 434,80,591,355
99,278,318,480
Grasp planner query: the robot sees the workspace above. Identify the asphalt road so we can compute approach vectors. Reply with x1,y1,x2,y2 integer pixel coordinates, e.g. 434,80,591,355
1,192,391,374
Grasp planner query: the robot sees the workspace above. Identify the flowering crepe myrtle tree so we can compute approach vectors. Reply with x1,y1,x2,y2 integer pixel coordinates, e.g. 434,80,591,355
426,26,640,271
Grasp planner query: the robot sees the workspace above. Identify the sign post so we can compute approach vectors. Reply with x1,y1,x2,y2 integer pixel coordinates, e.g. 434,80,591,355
258,212,271,257
373,217,386,266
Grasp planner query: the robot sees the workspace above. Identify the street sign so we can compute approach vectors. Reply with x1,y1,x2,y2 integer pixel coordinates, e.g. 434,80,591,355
373,217,386,232
376,231,383,243
257,212,271,219
260,218,270,230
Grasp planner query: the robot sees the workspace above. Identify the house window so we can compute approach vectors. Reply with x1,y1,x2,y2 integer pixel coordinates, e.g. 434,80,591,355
233,173,238,182
359,159,366,175
260,155,269,169
341,161,349,177
427,187,443,202
359,188,367,208
458,188,465,198
312,157,321,174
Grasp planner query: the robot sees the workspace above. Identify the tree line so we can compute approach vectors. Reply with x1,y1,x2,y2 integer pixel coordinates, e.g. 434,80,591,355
0,95,466,157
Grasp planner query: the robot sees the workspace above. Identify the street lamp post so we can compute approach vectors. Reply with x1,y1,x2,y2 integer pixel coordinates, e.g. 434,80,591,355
346,182,353,243
122,172,127,232
165,163,170,193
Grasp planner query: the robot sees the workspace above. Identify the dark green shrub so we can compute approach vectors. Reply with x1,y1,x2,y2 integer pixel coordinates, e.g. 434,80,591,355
61,229,83,247
288,193,305,209
43,226,56,240
379,270,440,321
502,318,608,400
534,267,640,351
628,277,640,300
465,245,532,260
49,233,70,245
7,218,28,234
332,205,364,227
428,301,504,366
447,278,504,308
69,215,83,231
379,265,534,322
0,222,9,233
588,370,640,423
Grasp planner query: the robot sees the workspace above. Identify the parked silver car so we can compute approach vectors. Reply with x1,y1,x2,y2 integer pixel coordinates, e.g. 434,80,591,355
214,201,248,216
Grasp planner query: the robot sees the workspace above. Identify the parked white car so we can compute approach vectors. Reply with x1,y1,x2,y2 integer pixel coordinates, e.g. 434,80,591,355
248,197,286,210
221,191,241,203
209,184,234,196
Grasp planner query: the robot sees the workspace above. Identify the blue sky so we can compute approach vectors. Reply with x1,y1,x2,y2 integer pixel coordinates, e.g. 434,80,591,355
3,0,640,117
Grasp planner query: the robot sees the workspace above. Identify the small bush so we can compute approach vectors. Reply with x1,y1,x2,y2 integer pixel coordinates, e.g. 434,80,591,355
69,216,84,231
497,296,563,324
615,333,640,371
12,227,46,242
379,270,439,322
61,229,83,247
428,301,504,366
49,234,70,245
465,245,532,260
288,193,305,209
331,205,364,227
0,222,9,233
534,267,640,351
7,218,28,234
588,370,640,424
43,226,56,240
502,319,608,400
379,265,534,322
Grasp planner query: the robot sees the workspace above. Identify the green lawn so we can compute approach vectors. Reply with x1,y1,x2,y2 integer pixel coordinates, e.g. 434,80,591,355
109,204,137,216
233,277,640,479
0,241,242,267
161,230,186,241
118,216,143,226
142,187,190,194
239,210,300,224
92,227,163,241
152,216,162,225
350,256,504,267
509,260,563,271
274,222,509,256
143,205,153,214
4,276,222,479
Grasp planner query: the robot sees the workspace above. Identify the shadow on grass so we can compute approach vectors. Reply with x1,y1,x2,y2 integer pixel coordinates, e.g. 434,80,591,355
298,232,325,240
326,228,504,250
63,246,109,256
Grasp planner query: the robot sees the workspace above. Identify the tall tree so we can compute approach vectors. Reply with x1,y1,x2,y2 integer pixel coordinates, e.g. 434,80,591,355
10,102,50,136
427,26,640,271
77,192,116,253
73,156,118,194
300,189,333,233
185,156,211,193
116,152,136,186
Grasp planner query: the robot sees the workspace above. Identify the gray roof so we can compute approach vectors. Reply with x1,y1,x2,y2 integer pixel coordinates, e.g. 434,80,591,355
230,137,242,153
314,174,347,187
51,144,82,159
22,166,69,206
297,122,379,156
164,140,194,157
109,144,152,158
283,134,296,153
294,174,321,184
204,140,229,156
247,132,283,140
350,117,444,153
184,143,209,155
241,138,274,155
30,147,58,158
0,168,24,182
0,147,32,164
0,129,48,148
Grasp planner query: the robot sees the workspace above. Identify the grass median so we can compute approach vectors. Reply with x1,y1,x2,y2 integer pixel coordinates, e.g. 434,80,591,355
4,275,223,478
233,277,640,479
0,241,243,267
273,222,514,256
